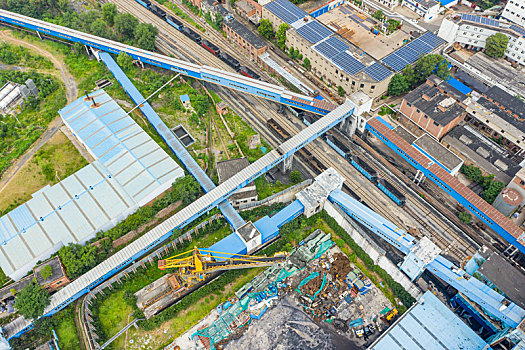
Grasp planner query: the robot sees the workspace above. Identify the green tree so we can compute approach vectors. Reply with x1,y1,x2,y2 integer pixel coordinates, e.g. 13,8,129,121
134,23,158,51
460,164,483,183
101,3,117,26
215,12,224,28
483,181,505,204
90,19,107,38
459,212,472,224
303,57,311,71
485,33,509,59
386,19,400,34
115,13,139,40
117,52,134,71
15,281,50,320
289,170,303,184
387,74,409,96
58,243,100,278
337,86,345,97
372,10,383,21
258,19,274,39
39,265,52,280
276,23,290,50
413,54,449,85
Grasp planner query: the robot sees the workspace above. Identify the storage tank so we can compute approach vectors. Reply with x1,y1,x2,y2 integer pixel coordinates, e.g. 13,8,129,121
493,188,522,216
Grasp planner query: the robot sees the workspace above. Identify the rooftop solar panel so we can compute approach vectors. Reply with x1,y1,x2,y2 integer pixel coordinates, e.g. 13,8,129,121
276,0,307,21
340,6,351,15
315,40,340,58
460,13,499,27
264,0,306,24
406,40,432,54
511,24,525,38
396,46,420,63
326,37,349,52
297,21,332,44
382,53,409,71
419,32,445,49
307,21,332,38
332,52,366,75
364,62,392,82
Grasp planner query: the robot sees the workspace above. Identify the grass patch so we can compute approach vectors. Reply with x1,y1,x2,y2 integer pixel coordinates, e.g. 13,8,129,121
255,176,290,200
98,290,134,342
0,131,88,214
55,307,81,350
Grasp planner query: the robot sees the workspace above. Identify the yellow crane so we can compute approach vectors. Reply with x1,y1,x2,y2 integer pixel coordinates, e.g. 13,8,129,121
158,246,287,286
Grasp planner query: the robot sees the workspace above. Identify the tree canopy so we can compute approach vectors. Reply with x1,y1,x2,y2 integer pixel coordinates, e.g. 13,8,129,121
485,33,508,59
134,23,158,51
289,170,303,185
337,86,345,97
15,281,50,320
258,19,274,39
372,10,383,21
303,57,311,71
276,23,290,50
101,3,117,26
115,13,139,40
117,52,134,71
387,74,410,96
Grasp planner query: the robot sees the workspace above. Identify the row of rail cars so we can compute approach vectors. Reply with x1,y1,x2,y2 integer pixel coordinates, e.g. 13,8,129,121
136,0,261,80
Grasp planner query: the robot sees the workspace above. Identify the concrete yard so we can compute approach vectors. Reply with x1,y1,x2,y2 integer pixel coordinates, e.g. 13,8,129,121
317,6,413,60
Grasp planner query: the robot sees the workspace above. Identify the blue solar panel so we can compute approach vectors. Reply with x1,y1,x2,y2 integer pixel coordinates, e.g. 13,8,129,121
340,6,351,15
332,52,366,75
382,53,409,71
264,0,307,24
511,24,525,38
364,62,392,82
315,40,340,58
297,21,332,44
419,32,445,49
325,37,349,52
406,40,432,54
396,46,420,63
460,13,499,27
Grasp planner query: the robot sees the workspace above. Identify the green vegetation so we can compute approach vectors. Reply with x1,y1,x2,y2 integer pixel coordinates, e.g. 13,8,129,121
15,281,50,319
386,19,401,34
0,42,53,69
165,2,203,31
204,11,223,31
1,0,158,50
0,70,62,178
460,164,505,204
289,170,303,185
337,85,345,97
255,176,290,200
372,10,384,21
276,23,290,50
388,54,450,96
39,265,52,280
182,0,201,15
485,33,509,59
459,212,472,224
303,57,311,71
477,0,501,10
258,18,274,39
58,176,202,278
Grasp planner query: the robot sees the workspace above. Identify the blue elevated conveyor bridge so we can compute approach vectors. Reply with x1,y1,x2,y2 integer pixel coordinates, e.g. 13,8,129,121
328,189,525,329
0,9,337,115
99,51,245,229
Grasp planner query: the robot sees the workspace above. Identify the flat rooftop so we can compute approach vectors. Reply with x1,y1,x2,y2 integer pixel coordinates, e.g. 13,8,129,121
216,157,251,184
316,5,413,60
370,291,489,350
442,125,521,183
465,51,525,99
393,125,417,144
413,134,463,172
479,252,525,309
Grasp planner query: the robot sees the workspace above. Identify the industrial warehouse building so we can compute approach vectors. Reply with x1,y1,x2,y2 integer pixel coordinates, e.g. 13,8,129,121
0,90,184,281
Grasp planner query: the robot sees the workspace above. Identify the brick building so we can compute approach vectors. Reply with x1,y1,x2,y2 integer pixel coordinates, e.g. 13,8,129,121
235,0,262,22
399,76,467,140
223,18,267,60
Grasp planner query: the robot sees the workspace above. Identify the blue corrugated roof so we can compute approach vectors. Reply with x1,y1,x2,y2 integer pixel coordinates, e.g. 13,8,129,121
446,76,472,95
180,94,190,102
209,233,247,259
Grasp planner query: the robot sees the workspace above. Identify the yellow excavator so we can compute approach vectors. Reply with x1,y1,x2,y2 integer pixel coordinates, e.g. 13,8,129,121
158,246,288,286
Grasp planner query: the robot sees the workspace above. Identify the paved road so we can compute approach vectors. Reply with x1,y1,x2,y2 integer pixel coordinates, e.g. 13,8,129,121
0,31,78,195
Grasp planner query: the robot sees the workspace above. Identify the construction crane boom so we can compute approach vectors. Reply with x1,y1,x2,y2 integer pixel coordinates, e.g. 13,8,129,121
158,247,287,285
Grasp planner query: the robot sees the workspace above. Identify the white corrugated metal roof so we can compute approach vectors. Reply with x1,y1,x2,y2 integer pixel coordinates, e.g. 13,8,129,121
0,91,184,280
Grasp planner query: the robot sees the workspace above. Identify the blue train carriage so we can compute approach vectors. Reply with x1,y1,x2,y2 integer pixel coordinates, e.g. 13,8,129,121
136,0,151,9
166,15,184,31
350,156,377,183
377,178,405,206
325,133,350,159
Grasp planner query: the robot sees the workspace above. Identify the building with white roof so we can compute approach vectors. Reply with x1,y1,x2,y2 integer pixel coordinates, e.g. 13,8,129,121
0,90,184,280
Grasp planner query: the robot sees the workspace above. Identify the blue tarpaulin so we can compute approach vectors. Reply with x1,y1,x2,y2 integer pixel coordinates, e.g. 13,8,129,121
446,77,472,95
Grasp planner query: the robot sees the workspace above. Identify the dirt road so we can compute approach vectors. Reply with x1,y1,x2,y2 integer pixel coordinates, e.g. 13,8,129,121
0,32,78,194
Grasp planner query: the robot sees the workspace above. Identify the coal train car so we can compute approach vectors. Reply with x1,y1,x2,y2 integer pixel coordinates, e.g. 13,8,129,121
267,118,291,141
377,179,405,207
136,0,151,8
201,39,220,55
166,15,184,31
239,66,260,80
219,52,240,71
149,4,166,18
350,156,377,182
182,27,201,43
325,133,350,159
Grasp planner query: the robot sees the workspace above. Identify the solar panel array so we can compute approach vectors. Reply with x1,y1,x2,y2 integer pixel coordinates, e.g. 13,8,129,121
332,52,366,75
510,24,525,38
460,13,500,27
296,20,332,44
264,0,307,24
381,32,445,72
364,62,392,82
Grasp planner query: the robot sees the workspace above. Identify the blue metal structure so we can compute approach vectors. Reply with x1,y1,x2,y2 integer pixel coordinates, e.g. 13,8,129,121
365,117,525,255
376,179,405,207
0,9,336,115
99,51,245,229
328,189,525,328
